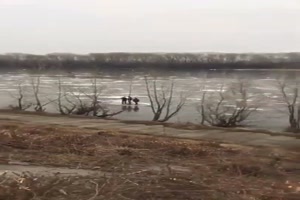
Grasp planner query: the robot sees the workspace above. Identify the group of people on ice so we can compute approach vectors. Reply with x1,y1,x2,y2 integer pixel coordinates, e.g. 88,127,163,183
121,96,140,105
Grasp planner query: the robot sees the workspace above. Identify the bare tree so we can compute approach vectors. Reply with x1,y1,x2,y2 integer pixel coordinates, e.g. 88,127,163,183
145,77,186,122
30,75,55,112
198,80,259,127
78,78,106,116
9,81,32,111
31,76,44,112
277,79,300,132
54,78,76,115
197,73,209,125
64,77,123,118
199,89,207,126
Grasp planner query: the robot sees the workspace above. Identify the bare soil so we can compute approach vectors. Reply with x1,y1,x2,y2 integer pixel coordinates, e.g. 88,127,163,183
0,121,299,200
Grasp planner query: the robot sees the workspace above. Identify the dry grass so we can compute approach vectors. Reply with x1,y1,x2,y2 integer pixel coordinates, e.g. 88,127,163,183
1,109,299,139
0,122,300,200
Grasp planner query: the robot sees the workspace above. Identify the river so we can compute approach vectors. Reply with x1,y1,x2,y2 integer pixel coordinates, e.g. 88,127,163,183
1,69,299,132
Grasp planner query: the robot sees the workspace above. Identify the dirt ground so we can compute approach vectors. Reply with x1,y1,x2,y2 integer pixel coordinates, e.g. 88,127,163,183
0,121,300,200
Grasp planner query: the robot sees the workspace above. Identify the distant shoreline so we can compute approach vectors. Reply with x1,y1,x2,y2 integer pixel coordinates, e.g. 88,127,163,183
1,52,300,71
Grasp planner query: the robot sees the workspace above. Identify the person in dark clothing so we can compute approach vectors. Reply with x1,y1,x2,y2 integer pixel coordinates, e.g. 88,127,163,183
128,96,133,105
133,97,140,105
121,96,127,104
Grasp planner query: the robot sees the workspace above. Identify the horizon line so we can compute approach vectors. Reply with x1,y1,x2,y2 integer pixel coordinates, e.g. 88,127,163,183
2,51,300,56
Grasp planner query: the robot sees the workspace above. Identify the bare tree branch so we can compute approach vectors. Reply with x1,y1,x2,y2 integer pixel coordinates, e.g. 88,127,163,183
144,77,186,122
8,81,32,111
277,78,300,132
30,75,52,112
62,77,123,118
198,79,260,127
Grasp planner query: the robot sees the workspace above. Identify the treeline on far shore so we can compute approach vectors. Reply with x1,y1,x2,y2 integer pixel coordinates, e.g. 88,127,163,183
0,52,300,71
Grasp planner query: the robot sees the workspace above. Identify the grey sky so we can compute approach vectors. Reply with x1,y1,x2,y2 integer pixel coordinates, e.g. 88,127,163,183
0,0,299,54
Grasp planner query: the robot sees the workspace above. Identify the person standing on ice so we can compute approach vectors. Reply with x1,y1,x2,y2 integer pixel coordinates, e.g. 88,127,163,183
121,96,127,104
127,96,133,105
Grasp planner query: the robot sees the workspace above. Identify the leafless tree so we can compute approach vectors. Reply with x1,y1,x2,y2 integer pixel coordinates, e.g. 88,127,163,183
30,75,55,112
277,79,300,132
198,80,260,127
199,89,207,126
145,76,186,122
77,78,106,116
53,78,76,115
63,77,123,118
31,76,44,112
9,81,32,111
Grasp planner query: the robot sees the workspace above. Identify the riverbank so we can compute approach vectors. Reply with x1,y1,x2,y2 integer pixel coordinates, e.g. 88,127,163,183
0,113,299,199
0,110,299,147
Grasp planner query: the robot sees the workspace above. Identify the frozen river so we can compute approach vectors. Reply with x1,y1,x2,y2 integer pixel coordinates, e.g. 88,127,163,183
0,69,299,132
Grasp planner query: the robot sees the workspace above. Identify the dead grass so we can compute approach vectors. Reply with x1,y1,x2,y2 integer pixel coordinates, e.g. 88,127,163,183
0,123,299,200
1,109,299,139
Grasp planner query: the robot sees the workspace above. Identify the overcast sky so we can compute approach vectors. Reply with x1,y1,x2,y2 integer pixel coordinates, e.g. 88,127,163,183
0,0,299,54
